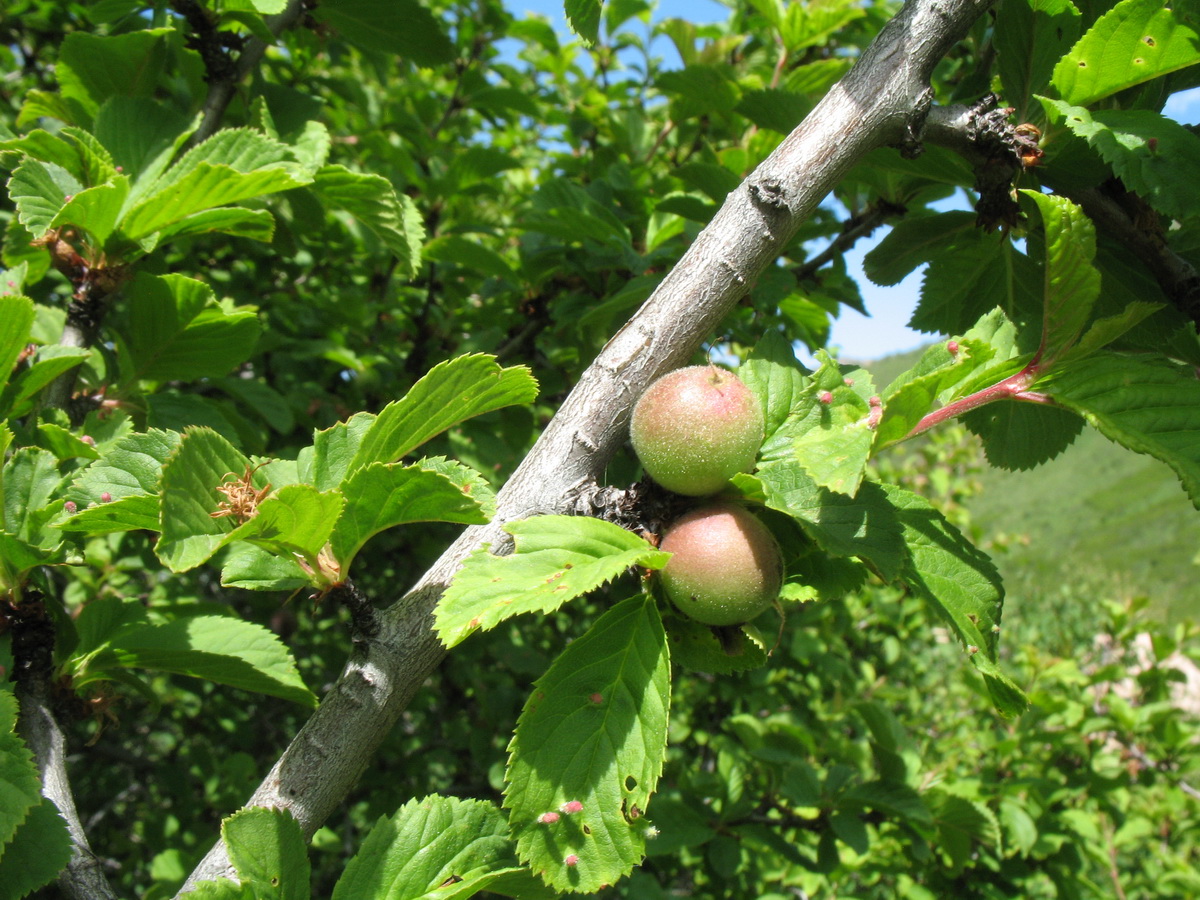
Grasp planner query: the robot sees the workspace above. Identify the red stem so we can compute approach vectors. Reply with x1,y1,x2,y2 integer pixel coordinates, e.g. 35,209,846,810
902,361,1049,440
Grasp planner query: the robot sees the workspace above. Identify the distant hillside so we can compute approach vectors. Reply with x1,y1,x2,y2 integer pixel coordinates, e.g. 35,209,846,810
857,346,1200,623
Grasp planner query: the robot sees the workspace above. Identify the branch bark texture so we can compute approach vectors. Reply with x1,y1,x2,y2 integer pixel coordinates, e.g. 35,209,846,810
179,0,996,890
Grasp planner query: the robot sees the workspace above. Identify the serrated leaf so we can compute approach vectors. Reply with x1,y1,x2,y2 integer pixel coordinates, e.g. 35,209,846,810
66,428,179,508
224,484,344,565
565,0,603,44
7,159,82,237
93,96,189,184
883,486,1027,717
156,428,249,572
0,534,59,592
331,461,490,572
928,790,1002,870
224,807,310,900
962,401,1085,469
306,412,376,491
116,273,260,383
738,331,811,444
912,231,1042,336
312,0,455,65
1049,102,1200,222
1042,353,1200,507
56,29,171,119
332,797,530,900
994,0,1082,115
155,207,276,244
790,361,877,496
0,295,34,390
505,594,670,894
3,447,60,542
88,615,316,707
1052,0,1200,107
863,212,976,287
664,616,768,674
424,235,515,280
0,690,43,855
348,354,537,474
0,797,72,900
435,516,668,648
1022,190,1100,362
875,338,995,447
311,165,426,277
754,463,906,581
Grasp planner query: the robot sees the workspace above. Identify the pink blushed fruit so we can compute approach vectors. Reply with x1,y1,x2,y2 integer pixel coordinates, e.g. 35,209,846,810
630,366,764,497
658,503,783,627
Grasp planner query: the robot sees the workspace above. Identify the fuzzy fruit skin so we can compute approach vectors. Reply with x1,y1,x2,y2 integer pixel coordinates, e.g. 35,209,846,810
658,503,783,627
630,366,764,496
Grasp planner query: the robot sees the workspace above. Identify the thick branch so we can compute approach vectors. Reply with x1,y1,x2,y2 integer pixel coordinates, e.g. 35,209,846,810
179,0,996,891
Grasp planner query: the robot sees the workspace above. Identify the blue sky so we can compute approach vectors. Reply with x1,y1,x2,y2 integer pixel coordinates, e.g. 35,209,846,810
504,1,1200,362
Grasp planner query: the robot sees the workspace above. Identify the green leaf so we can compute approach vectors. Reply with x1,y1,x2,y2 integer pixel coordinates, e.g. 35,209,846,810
789,363,878,497
0,345,90,420
505,594,670,894
348,354,537,474
435,515,668,648
754,464,906,580
66,428,180,507
1042,353,1200,507
154,207,276,244
332,797,535,900
0,797,72,900
36,423,101,462
962,401,1085,469
883,486,1027,717
565,0,603,44
735,88,811,135
331,461,490,572
155,428,249,573
224,484,344,566
1052,0,1200,107
863,212,976,287
120,128,310,242
224,807,310,900
3,447,60,542
50,176,129,247
8,158,82,237
994,0,1083,115
912,230,1042,336
664,616,768,674
1021,190,1101,362
88,615,317,707
116,273,260,383
56,29,172,120
1065,299,1165,360
93,96,189,183
0,534,59,593
0,295,34,390
1049,102,1200,222
424,235,515,280
311,165,425,278
306,412,376,491
738,331,811,445
0,690,43,854
875,338,994,448
220,542,310,593
928,790,1002,871
312,0,455,66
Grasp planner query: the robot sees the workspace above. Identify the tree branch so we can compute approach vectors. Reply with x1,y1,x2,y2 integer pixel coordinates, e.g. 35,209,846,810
178,0,997,891
10,597,117,899
189,0,307,148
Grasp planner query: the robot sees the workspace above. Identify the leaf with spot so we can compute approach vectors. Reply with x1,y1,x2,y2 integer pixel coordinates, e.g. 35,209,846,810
434,515,668,649
1051,0,1200,107
505,594,670,893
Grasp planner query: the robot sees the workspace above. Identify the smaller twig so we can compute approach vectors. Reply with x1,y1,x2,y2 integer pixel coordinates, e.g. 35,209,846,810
896,360,1049,443
793,202,900,283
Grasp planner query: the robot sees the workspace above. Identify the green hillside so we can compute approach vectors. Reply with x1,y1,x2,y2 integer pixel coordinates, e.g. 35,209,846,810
856,348,1200,623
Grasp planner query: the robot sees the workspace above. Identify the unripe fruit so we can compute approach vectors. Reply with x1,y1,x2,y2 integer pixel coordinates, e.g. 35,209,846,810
630,366,764,496
658,503,783,626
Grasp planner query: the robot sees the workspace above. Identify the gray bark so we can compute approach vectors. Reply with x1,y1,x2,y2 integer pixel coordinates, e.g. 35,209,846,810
179,0,996,891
